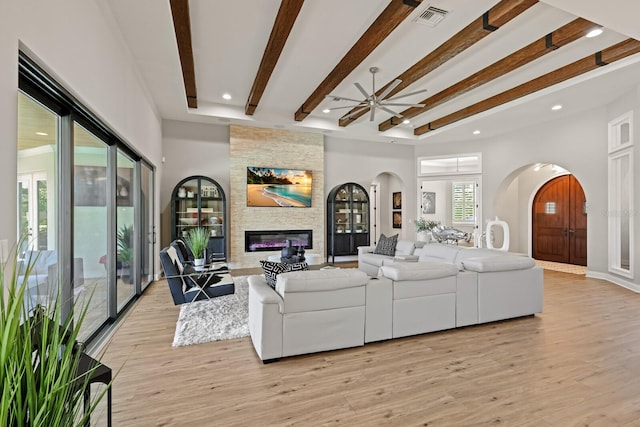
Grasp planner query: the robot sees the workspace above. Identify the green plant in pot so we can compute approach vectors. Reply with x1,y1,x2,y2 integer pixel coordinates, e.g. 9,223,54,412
185,227,209,266
1,242,110,425
117,224,134,283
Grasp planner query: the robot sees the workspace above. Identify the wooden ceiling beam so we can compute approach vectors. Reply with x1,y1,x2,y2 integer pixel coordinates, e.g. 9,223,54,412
245,0,305,116
170,0,198,109
293,0,423,122
379,18,594,132
414,39,640,136
339,0,538,127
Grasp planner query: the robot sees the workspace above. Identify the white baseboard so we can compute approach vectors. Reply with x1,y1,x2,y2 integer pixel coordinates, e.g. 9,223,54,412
587,270,640,293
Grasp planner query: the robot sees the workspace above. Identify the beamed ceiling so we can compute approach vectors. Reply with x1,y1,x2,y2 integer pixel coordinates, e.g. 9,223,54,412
106,0,640,145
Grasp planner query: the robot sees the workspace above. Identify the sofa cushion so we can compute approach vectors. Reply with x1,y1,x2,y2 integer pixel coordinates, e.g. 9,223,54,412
417,243,461,265
276,268,369,293
359,252,391,267
462,256,536,272
374,234,398,256
380,262,458,281
395,240,415,256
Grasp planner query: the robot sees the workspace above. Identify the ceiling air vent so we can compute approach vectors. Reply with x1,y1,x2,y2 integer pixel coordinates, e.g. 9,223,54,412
415,6,449,27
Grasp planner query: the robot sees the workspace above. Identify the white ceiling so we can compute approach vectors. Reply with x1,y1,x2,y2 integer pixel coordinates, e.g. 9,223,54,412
106,0,640,145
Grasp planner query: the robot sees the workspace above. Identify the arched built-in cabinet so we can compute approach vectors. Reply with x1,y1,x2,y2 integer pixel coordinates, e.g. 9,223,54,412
171,175,226,260
327,183,370,262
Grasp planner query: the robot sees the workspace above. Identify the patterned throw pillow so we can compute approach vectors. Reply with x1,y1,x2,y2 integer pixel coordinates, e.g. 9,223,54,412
284,262,309,273
374,233,398,256
260,260,287,289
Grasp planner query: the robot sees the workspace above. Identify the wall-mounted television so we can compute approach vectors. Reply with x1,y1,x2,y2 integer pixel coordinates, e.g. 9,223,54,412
247,167,312,207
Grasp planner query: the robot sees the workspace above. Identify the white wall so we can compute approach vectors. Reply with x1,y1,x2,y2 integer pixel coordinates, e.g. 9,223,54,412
1,0,162,273
161,120,230,249
415,99,640,285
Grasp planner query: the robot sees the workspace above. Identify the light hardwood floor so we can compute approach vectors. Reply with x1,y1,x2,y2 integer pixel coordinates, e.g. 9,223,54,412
94,269,640,426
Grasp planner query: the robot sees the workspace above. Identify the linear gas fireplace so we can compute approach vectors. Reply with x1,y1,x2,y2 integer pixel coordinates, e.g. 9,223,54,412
245,229,313,252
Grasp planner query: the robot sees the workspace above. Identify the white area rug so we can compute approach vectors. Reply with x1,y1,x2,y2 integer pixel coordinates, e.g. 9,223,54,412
172,275,250,347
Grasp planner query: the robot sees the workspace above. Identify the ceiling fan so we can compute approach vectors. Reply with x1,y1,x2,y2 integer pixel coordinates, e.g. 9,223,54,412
326,67,427,122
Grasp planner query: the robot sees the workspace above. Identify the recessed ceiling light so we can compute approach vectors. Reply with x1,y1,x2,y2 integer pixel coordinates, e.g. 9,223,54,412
222,93,232,100
322,108,330,114
551,104,563,111
586,28,603,38
35,132,48,136
402,119,410,124
473,130,480,135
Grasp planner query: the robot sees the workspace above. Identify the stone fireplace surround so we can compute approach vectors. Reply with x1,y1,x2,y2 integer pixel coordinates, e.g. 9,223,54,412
230,125,325,268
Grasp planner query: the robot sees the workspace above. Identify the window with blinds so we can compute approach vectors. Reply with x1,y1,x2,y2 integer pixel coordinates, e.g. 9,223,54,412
452,181,475,224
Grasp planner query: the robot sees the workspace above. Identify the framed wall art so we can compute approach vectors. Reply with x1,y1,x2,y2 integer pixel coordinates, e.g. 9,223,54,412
422,191,436,214
392,192,402,209
392,211,402,228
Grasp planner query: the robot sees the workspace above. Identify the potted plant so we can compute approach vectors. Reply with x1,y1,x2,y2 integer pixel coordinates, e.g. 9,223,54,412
414,218,439,242
117,223,134,283
185,227,209,266
0,243,110,425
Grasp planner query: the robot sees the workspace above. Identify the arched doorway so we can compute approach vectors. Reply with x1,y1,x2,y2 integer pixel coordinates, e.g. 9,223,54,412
532,174,587,265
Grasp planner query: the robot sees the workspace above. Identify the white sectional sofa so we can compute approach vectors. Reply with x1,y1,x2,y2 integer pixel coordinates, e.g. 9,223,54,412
248,244,543,362
248,268,369,362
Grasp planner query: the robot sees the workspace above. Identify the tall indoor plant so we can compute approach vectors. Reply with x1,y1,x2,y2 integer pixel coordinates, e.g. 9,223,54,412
0,243,109,426
117,224,134,283
185,227,209,266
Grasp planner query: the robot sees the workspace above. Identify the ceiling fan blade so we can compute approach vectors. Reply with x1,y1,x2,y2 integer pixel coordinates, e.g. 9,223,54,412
342,105,370,119
327,104,365,110
370,106,376,122
354,82,371,100
326,94,366,103
385,89,427,101
378,79,402,101
379,106,403,119
382,103,425,108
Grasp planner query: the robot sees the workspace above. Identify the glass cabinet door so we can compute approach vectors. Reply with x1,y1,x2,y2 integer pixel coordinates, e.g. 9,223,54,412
172,176,226,260
174,178,200,240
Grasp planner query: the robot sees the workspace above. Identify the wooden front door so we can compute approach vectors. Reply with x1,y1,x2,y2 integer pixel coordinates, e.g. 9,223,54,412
532,175,587,265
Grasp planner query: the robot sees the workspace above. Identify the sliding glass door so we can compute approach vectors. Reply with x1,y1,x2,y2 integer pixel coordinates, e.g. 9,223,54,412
18,53,156,344
73,123,110,340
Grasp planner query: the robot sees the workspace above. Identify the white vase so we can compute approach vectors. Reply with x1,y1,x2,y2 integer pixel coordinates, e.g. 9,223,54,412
194,258,205,267
417,231,431,242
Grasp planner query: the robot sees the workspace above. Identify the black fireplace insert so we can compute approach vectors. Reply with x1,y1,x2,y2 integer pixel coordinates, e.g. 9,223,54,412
245,229,313,252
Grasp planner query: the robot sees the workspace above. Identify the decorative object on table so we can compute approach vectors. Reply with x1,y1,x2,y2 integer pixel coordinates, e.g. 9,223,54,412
172,276,249,347
392,211,402,228
485,216,510,251
431,224,471,245
185,227,209,266
392,191,402,209
280,239,306,264
422,191,436,214
414,217,439,242
1,241,112,426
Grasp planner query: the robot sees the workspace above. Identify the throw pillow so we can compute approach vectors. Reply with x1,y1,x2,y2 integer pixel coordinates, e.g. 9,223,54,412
284,262,309,273
374,233,398,256
260,260,287,289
